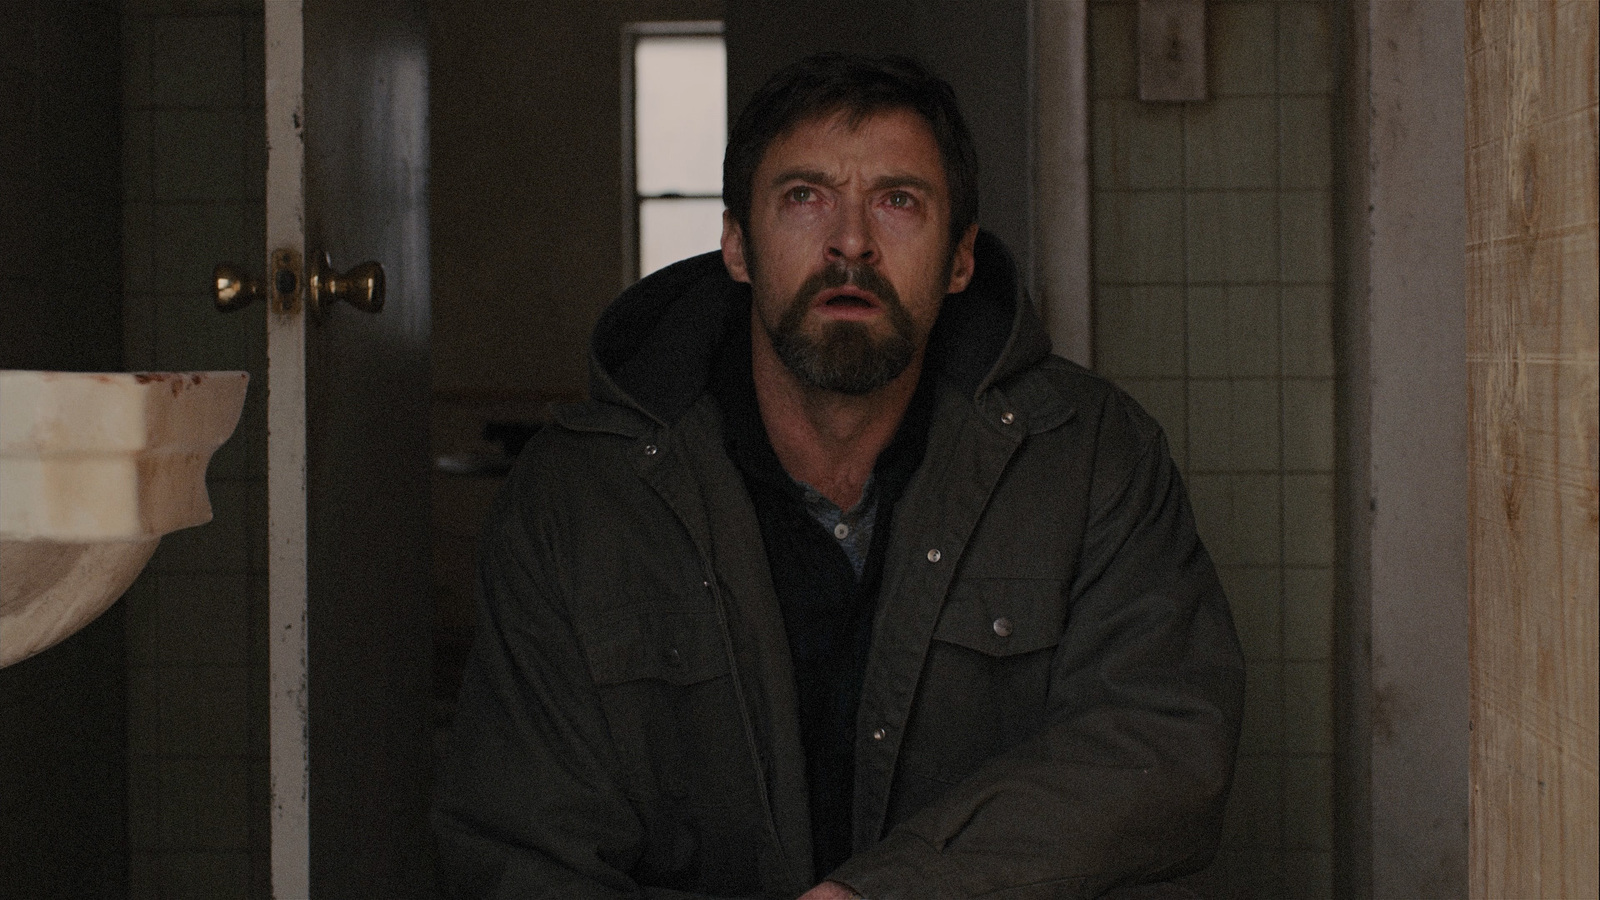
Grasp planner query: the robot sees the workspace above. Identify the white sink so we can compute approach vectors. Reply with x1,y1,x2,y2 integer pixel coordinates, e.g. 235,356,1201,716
0,370,248,666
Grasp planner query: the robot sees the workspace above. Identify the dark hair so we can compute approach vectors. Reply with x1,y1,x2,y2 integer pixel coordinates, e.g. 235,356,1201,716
723,52,979,246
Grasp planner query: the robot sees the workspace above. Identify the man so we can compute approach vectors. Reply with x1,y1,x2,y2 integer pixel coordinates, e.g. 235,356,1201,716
435,54,1244,899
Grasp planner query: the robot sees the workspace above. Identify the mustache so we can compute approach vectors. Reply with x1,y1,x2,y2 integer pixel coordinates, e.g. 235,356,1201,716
798,261,901,309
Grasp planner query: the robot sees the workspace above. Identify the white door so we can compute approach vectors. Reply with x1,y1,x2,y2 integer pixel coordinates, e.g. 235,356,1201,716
264,2,433,896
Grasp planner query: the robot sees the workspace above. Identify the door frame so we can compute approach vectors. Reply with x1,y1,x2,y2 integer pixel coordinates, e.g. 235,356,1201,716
265,2,310,895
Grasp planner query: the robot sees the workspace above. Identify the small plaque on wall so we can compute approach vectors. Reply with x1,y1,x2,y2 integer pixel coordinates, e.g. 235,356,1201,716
1139,0,1207,102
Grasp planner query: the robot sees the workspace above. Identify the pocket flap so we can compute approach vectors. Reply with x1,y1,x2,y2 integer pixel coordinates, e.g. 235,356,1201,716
932,579,1066,657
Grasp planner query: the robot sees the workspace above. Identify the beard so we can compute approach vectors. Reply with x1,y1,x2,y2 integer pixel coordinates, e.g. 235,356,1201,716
761,260,921,396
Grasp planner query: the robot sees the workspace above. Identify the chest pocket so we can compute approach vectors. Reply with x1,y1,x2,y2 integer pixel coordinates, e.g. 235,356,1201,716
932,577,1068,657
896,579,1068,791
580,605,748,807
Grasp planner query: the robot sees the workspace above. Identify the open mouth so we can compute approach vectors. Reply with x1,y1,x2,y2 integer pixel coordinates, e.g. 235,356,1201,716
816,286,880,312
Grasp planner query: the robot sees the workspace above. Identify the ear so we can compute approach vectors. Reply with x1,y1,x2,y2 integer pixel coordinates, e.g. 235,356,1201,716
721,210,751,284
946,224,979,294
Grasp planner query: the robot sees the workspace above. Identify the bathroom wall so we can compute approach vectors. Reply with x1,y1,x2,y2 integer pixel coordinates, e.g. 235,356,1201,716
1088,1,1338,895
0,1,128,895
1336,2,1469,896
119,0,269,896
0,0,124,372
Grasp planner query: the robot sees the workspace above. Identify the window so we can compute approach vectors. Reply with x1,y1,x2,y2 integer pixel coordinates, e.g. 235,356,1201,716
624,23,726,280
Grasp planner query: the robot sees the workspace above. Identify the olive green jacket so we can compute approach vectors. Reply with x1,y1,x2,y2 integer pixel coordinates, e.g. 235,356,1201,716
434,234,1245,899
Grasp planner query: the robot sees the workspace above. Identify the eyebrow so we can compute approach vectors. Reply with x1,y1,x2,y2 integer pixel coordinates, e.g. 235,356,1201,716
769,169,939,195
770,168,833,188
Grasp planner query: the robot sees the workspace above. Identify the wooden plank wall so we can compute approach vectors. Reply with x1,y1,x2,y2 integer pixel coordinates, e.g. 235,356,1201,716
1466,2,1599,896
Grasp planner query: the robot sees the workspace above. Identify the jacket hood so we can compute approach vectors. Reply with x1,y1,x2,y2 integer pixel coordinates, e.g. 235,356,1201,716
587,229,1052,427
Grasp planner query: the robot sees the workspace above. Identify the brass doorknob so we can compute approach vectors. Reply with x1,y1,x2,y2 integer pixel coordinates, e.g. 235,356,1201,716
308,251,385,317
213,263,262,311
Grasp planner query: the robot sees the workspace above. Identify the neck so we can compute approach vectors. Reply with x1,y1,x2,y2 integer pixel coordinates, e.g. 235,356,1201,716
751,320,921,511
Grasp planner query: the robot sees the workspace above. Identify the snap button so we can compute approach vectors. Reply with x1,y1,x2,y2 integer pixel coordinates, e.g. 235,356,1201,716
665,646,681,665
644,444,658,456
834,522,850,540
992,617,1014,638
1001,411,1015,425
926,548,941,563
872,727,887,741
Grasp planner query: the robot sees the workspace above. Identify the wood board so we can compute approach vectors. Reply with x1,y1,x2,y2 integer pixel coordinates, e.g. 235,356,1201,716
1466,2,1599,896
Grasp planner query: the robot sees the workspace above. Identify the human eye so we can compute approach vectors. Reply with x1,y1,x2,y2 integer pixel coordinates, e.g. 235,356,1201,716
884,190,917,210
784,185,815,204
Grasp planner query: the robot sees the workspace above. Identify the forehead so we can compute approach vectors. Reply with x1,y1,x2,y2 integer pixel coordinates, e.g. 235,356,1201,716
757,107,947,187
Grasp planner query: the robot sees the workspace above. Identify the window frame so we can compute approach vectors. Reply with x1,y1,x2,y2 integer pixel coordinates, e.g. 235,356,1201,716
620,20,726,284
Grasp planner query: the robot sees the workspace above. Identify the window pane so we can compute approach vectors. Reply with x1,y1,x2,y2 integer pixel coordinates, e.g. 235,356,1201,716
640,198,724,276
635,35,725,196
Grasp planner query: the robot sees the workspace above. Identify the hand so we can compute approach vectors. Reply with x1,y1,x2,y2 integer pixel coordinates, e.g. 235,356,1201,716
796,881,861,900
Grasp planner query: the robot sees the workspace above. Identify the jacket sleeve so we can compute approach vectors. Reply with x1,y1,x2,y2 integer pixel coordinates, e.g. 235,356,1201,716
830,398,1246,899
431,464,744,900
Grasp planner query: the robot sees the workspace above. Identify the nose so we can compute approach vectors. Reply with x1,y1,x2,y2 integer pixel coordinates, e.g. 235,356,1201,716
826,201,876,264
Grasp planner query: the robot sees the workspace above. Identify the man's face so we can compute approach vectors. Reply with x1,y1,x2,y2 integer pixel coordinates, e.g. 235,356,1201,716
722,108,978,395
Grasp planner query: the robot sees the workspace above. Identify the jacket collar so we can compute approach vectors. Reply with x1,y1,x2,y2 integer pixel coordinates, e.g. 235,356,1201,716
584,229,1050,428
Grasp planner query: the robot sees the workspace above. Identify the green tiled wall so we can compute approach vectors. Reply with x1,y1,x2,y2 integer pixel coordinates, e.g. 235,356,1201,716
121,1,269,896
1089,1,1337,896
1,2,128,894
